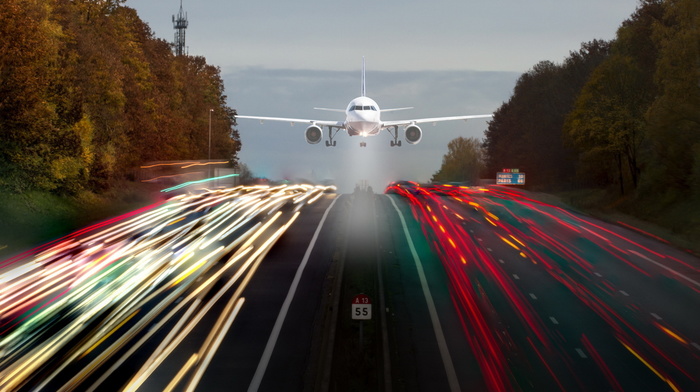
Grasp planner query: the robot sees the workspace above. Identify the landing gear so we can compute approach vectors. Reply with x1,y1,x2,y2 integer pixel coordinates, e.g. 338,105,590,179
386,125,402,147
360,142,367,147
325,126,341,147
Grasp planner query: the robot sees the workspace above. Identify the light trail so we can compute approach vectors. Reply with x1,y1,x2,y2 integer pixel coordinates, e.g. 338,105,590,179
385,182,699,391
0,183,336,391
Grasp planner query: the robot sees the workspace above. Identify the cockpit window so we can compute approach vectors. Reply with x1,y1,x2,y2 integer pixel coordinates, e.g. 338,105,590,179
351,105,377,111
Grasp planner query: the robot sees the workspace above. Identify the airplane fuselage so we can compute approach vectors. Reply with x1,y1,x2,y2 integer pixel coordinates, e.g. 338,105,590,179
235,58,493,147
345,96,381,137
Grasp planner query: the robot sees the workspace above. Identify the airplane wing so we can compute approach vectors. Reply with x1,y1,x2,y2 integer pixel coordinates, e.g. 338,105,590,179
236,115,345,128
381,114,492,128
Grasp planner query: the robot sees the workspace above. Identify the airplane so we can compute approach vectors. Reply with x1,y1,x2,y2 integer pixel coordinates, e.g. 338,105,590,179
235,58,493,147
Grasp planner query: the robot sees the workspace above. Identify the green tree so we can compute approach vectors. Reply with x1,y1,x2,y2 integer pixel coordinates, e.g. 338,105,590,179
564,0,663,194
484,40,610,189
431,137,484,185
644,0,700,198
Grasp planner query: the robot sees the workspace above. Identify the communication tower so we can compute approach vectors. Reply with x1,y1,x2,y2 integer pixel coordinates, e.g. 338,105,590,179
172,0,188,56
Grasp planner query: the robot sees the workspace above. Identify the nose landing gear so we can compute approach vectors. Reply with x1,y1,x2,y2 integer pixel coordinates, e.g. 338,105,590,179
360,142,367,147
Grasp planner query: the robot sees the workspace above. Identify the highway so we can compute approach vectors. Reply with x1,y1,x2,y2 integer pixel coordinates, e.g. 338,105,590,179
1,182,699,391
385,182,700,391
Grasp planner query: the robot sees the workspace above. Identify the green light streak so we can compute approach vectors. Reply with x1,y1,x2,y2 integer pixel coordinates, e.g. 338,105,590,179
160,174,240,193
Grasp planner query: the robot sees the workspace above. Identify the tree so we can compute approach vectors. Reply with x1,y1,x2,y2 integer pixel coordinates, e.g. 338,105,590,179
236,163,255,185
431,137,484,185
564,0,663,194
644,0,700,198
564,55,649,193
0,1,241,193
483,40,610,190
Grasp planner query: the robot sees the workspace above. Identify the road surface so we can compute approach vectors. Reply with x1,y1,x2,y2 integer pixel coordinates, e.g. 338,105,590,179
1,183,698,391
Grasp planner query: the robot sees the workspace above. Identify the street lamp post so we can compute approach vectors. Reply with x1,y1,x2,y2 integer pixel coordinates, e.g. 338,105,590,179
208,108,213,180
208,108,213,161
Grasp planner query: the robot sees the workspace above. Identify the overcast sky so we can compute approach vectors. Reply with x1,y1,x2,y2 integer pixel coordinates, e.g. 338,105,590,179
125,0,640,192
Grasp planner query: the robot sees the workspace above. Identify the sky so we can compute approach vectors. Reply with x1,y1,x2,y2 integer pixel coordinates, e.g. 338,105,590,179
125,0,640,192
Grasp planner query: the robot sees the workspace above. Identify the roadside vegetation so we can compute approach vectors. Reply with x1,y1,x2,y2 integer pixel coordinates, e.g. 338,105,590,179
0,181,162,259
0,0,240,196
432,0,699,251
1,1,242,257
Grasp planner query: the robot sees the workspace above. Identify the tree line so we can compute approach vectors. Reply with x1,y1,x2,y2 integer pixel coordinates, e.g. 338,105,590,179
0,0,240,194
435,0,698,207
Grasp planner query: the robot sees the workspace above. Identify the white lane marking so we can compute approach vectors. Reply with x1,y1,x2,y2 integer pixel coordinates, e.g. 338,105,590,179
389,196,461,392
628,249,700,288
594,272,603,277
487,247,493,252
619,290,629,296
512,274,520,280
651,313,662,320
549,316,559,325
248,196,338,392
575,348,588,359
691,342,700,351
498,259,505,264
529,293,538,300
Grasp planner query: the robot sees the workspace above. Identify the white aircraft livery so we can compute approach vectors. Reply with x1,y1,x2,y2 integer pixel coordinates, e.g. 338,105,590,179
236,58,493,147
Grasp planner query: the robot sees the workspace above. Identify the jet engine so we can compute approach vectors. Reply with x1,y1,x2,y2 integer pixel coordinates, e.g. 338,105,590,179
305,125,323,144
404,125,423,144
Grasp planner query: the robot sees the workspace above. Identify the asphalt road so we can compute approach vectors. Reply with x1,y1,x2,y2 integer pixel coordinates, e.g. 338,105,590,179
1,183,699,391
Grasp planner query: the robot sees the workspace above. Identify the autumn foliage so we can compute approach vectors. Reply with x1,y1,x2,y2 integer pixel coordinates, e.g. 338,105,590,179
0,0,240,194
482,0,698,208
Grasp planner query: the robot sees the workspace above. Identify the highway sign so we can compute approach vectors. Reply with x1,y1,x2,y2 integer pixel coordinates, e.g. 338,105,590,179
351,294,372,320
497,172,526,185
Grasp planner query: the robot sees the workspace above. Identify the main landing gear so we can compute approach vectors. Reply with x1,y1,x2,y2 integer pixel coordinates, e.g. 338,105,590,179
325,126,341,147
387,125,402,147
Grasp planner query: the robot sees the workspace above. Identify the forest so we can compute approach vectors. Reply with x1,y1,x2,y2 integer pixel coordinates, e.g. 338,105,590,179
483,0,698,200
0,0,240,195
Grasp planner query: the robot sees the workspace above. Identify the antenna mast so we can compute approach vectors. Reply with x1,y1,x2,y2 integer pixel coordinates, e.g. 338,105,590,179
172,0,188,56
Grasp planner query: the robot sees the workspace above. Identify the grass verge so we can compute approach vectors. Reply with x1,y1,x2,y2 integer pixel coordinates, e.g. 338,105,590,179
554,188,700,256
0,182,163,260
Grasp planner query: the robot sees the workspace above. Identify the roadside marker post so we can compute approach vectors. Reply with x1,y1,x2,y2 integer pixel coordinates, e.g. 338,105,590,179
351,294,372,348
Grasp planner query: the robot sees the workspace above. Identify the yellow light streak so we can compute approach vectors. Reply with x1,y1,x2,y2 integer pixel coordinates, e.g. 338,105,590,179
180,160,229,169
140,161,192,169
497,234,520,251
657,324,688,345
619,339,680,392
81,310,140,358
510,235,526,247
170,247,223,288
164,354,199,392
